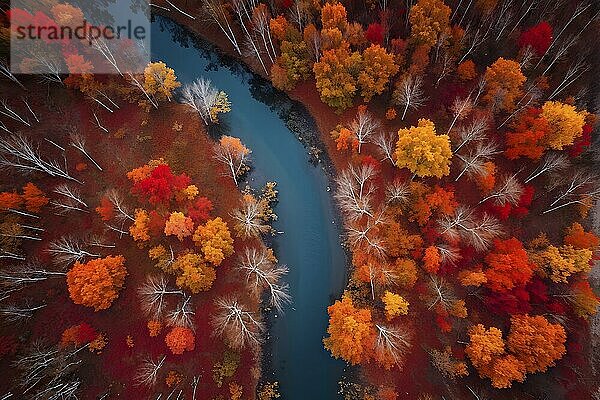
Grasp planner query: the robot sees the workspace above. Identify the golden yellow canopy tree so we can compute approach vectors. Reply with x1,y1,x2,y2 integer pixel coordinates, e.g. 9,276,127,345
540,101,586,150
323,296,376,365
172,252,216,293
313,42,362,112
193,217,234,266
143,61,181,102
408,0,451,48
382,291,409,320
394,119,452,178
67,255,127,311
358,44,399,102
483,58,526,112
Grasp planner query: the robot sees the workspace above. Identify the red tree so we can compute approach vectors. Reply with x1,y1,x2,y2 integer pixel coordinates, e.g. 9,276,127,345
518,22,552,55
484,238,536,293
365,23,384,44
132,165,191,205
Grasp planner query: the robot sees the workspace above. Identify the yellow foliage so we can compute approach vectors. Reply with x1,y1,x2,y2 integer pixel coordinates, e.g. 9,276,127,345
143,61,181,101
394,119,452,178
130,209,150,242
382,291,409,320
540,101,586,150
409,0,451,48
193,217,234,266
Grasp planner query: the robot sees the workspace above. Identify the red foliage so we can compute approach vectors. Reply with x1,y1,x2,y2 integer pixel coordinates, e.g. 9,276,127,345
188,197,213,223
568,124,593,157
147,210,167,236
60,322,98,348
485,285,532,315
365,23,384,44
484,238,535,292
95,197,115,221
133,165,191,205
527,278,549,304
511,186,535,218
518,21,553,55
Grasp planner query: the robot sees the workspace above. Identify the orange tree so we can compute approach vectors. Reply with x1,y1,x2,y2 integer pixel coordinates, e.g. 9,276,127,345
66,255,127,311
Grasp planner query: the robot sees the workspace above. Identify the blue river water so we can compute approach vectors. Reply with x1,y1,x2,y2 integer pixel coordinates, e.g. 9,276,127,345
151,17,347,400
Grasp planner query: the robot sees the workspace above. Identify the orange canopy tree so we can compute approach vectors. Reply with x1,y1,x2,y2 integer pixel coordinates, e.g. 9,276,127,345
165,326,195,355
66,255,127,311
483,238,535,292
483,58,525,112
323,296,375,365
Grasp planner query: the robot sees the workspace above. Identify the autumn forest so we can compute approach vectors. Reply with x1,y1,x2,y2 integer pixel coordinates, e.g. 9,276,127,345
1,0,600,399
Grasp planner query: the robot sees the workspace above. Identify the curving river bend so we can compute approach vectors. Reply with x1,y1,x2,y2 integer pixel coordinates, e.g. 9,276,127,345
151,17,347,400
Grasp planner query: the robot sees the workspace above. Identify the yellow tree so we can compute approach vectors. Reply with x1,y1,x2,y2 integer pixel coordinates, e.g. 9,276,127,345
408,0,451,48
483,58,525,112
130,209,150,242
143,61,181,102
313,42,362,112
382,291,409,320
323,296,375,365
172,252,216,293
193,217,234,266
394,119,452,178
540,101,586,150
358,44,399,102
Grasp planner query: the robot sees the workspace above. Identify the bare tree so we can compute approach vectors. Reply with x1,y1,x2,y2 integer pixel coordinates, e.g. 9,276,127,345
371,131,396,164
426,276,456,311
438,206,504,252
453,116,489,153
138,275,183,319
288,0,309,32
524,152,569,183
201,0,241,54
52,184,88,214
446,96,473,135
15,341,85,398
167,294,196,329
346,211,387,257
0,263,65,300
135,355,166,387
211,297,265,350
47,237,99,267
548,58,589,100
0,134,81,183
374,323,412,368
0,62,25,90
535,1,592,69
0,99,31,127
232,0,268,73
454,142,500,182
437,244,461,266
334,164,376,221
213,137,252,186
543,172,600,214
181,77,223,125
105,189,135,223
350,108,381,154
70,132,102,171
252,4,277,62
479,174,523,206
231,197,271,238
385,179,411,206
459,27,489,64
237,247,291,313
393,74,427,120
0,301,45,324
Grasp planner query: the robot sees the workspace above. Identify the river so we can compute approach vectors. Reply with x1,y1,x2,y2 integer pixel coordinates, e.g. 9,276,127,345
151,16,347,400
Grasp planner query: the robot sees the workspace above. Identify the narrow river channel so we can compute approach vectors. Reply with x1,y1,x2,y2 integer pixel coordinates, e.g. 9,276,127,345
152,16,347,400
